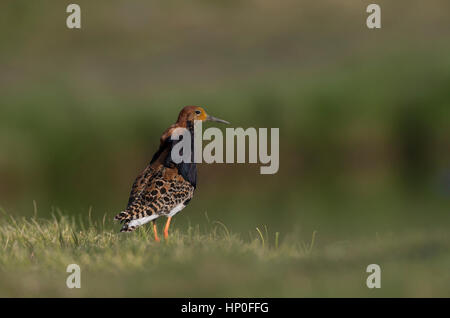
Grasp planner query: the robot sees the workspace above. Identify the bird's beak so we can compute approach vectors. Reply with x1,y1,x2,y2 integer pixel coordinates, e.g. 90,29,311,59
206,114,230,125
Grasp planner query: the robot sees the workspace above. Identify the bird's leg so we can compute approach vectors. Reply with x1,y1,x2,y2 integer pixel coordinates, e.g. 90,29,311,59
164,216,172,240
153,220,160,242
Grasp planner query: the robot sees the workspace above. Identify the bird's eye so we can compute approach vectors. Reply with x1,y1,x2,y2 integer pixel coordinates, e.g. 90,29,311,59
195,110,201,115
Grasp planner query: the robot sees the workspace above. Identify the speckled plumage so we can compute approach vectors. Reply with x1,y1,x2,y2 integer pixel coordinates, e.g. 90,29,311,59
115,166,195,232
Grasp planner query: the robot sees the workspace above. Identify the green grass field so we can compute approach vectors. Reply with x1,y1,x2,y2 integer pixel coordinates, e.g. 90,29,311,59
1,208,449,297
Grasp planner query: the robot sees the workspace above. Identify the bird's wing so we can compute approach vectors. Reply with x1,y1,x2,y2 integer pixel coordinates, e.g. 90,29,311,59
125,129,176,207
114,133,195,229
114,166,194,231
126,164,157,207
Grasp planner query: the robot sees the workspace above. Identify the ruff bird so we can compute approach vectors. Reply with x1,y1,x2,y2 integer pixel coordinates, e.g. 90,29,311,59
114,106,229,240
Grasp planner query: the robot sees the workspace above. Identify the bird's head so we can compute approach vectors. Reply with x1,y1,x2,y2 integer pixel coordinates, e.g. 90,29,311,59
176,106,229,126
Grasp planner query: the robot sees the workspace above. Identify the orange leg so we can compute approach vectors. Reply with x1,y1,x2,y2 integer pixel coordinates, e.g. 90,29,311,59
153,220,160,242
164,216,172,240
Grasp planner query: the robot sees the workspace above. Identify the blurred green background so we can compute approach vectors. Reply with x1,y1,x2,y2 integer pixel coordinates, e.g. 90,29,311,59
0,0,449,296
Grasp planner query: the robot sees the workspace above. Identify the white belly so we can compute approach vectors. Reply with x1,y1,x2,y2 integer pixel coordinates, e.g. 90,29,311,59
168,203,185,217
127,203,185,228
128,214,159,228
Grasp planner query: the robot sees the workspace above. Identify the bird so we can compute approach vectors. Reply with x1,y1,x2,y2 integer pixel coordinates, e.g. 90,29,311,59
114,106,229,241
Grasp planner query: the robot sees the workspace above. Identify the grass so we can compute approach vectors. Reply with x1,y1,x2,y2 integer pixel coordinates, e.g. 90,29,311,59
0,209,449,297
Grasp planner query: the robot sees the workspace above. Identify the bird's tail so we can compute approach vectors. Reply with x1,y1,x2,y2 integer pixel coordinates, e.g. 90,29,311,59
119,221,137,232
114,208,158,232
114,211,129,222
114,211,137,232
